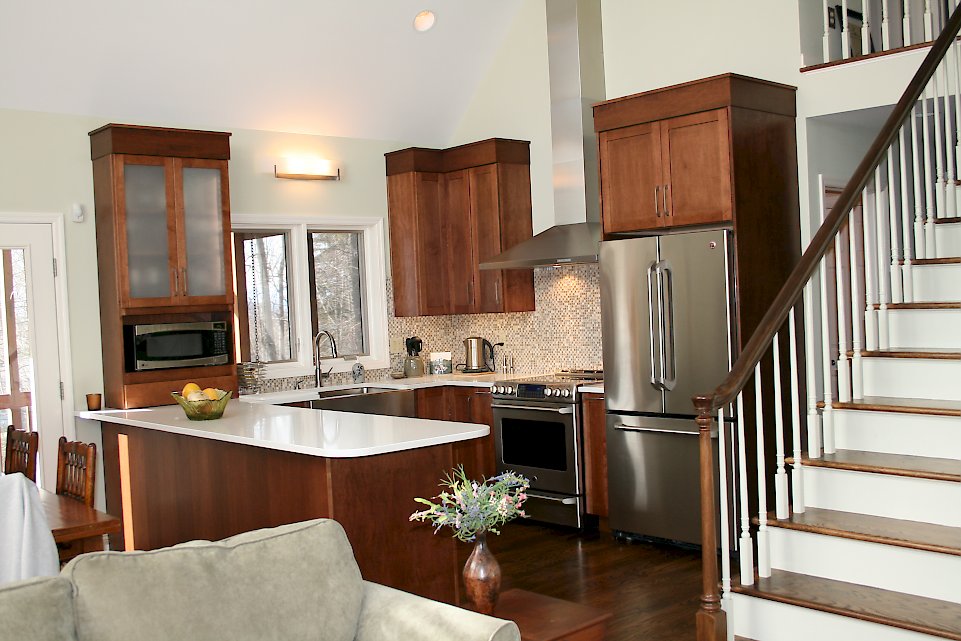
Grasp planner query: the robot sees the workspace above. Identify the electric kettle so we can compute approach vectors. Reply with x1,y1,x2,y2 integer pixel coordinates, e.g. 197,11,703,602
461,337,495,373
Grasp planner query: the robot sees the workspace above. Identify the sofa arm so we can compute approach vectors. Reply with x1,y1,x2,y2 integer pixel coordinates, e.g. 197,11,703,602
353,581,520,641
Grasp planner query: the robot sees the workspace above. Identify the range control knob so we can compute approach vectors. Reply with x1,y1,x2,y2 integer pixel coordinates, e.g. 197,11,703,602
493,386,502,394
505,386,514,394
561,389,571,398
544,388,553,397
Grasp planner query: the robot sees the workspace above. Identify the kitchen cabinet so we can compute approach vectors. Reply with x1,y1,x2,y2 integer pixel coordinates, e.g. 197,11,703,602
594,73,794,237
89,124,237,409
417,386,495,480
386,139,535,317
581,393,608,518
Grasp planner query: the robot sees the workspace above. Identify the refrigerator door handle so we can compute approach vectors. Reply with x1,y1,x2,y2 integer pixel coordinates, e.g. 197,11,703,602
646,262,662,389
613,423,717,438
660,262,677,391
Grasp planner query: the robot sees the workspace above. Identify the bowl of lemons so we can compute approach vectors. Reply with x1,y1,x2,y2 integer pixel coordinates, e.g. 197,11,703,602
171,383,232,420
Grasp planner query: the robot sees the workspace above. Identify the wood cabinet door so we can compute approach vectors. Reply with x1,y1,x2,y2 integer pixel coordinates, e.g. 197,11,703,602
468,165,504,313
416,386,449,420
599,122,663,234
469,389,496,479
415,173,451,316
115,156,179,309
660,109,733,227
449,387,495,480
581,393,608,517
387,173,420,317
444,170,476,314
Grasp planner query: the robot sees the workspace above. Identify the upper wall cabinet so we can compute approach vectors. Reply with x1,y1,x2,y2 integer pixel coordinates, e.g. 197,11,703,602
90,124,234,311
386,139,535,318
594,74,795,237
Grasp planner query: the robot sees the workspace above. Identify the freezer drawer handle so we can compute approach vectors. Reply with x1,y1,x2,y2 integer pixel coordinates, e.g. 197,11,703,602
491,404,574,414
614,423,698,436
527,491,578,505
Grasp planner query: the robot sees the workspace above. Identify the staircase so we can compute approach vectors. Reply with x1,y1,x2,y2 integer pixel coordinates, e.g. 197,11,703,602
694,5,961,641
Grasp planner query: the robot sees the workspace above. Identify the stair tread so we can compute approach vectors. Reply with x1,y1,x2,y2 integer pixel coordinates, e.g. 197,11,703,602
767,507,961,556
914,257,961,265
861,347,961,359
733,569,961,640
883,301,961,309
831,395,961,416
794,450,961,482
934,216,961,224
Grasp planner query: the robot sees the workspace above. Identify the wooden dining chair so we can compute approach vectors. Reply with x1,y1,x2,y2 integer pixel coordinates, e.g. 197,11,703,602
4,425,39,482
56,436,96,508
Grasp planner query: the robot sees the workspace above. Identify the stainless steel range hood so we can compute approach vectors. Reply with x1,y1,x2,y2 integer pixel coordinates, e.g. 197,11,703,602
480,0,605,271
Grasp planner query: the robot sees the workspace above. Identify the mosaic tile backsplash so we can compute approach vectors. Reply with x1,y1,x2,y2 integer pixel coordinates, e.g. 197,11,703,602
258,263,602,392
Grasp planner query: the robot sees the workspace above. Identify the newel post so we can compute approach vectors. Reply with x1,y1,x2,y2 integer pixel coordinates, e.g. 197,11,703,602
694,394,726,641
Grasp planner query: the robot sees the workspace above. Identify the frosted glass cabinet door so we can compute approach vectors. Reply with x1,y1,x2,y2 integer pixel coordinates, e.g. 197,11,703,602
182,166,226,298
124,164,172,300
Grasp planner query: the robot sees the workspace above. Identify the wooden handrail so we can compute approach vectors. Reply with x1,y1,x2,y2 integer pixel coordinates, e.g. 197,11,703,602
695,4,961,415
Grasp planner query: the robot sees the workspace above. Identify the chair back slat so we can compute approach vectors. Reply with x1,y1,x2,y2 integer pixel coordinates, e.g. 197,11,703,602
4,425,39,482
56,437,96,508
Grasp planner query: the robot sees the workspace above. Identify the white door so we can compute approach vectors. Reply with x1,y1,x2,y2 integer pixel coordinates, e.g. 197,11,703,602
0,223,65,489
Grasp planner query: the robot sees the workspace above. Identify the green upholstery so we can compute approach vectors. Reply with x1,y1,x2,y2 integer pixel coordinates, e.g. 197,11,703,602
0,576,76,641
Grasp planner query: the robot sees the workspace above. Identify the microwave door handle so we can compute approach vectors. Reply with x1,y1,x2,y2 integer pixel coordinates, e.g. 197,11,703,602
660,262,676,391
646,262,661,390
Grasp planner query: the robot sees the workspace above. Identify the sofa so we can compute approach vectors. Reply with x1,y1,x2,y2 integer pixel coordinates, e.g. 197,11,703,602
0,518,521,641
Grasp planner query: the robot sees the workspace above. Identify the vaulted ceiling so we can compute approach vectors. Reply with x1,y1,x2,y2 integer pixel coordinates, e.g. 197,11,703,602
0,0,524,146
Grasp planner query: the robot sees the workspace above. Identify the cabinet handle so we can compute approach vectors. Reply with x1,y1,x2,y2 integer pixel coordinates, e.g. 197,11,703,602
654,185,661,217
181,268,187,296
172,269,179,296
663,184,669,216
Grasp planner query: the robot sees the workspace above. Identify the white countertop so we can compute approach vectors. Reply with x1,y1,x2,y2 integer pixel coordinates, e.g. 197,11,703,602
77,401,488,458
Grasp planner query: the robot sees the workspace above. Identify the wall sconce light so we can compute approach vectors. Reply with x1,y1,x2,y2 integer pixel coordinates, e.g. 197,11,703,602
274,157,341,180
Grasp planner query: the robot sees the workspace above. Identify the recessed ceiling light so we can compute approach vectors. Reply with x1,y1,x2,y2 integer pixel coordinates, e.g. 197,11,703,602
413,10,436,32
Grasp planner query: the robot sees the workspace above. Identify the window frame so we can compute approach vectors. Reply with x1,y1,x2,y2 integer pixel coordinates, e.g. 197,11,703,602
231,214,389,380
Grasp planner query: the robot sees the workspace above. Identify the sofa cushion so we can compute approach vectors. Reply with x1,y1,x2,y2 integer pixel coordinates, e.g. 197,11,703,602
62,519,364,641
0,576,76,641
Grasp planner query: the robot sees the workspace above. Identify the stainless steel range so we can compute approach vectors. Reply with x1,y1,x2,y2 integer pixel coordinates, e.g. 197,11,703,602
491,370,602,529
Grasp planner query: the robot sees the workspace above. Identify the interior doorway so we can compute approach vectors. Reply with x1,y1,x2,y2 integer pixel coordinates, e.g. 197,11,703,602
0,222,67,488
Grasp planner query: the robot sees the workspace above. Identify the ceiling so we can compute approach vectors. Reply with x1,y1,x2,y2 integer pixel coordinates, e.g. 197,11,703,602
0,0,524,146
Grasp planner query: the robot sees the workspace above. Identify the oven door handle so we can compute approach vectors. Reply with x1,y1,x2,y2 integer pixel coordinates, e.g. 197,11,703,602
491,403,574,414
527,491,579,505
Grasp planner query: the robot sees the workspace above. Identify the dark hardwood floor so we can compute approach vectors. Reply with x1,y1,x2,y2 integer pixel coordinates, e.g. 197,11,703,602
480,521,703,640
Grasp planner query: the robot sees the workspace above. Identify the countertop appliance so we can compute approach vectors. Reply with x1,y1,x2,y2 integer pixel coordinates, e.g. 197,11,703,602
460,336,495,373
491,370,603,529
403,337,425,378
123,321,230,372
601,231,734,546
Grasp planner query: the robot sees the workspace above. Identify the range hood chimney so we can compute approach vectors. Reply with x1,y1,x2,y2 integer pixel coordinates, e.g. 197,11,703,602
480,0,605,270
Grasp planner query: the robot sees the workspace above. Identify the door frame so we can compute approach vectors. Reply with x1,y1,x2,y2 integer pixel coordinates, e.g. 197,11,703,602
0,213,77,449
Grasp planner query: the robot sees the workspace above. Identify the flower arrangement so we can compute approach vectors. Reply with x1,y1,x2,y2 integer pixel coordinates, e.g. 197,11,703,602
410,466,531,542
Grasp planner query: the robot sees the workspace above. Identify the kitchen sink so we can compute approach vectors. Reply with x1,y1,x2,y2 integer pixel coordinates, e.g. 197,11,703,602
309,388,416,417
314,386,397,400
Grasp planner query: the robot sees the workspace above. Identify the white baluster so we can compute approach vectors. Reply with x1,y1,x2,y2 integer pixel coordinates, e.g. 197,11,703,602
842,0,851,59
954,3,961,200
755,362,771,578
863,182,879,352
875,165,891,349
862,0,873,55
818,175,836,454
881,0,891,50
900,124,915,302
736,392,755,586
903,0,913,46
924,0,934,41
772,332,789,519
887,146,903,304
835,219,851,402
849,206,864,399
803,281,823,459
717,407,733,624
934,62,948,228
923,83,938,256
789,307,805,512
911,102,927,259
823,0,833,63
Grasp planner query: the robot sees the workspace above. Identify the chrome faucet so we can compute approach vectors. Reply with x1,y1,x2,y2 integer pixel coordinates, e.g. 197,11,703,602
313,330,339,387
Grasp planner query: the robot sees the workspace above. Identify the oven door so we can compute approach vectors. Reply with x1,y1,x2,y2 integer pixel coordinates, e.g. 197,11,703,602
491,401,581,496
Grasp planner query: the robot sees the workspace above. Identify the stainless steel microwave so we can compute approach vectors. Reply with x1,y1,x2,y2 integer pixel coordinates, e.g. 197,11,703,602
123,321,230,372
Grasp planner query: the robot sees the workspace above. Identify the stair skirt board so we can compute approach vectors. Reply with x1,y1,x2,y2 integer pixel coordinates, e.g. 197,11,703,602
768,528,961,604
803,467,961,527
888,308,961,349
935,222,961,258
833,410,961,459
862,357,961,401
729,593,951,641
913,263,961,301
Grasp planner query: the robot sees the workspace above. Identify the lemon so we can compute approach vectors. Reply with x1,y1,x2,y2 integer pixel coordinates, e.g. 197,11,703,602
202,387,220,400
182,382,201,397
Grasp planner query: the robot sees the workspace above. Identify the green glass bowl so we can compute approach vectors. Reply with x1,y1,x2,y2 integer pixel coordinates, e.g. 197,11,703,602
171,391,232,420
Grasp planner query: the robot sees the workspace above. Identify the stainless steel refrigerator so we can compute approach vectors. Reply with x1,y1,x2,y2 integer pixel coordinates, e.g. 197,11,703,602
600,230,734,545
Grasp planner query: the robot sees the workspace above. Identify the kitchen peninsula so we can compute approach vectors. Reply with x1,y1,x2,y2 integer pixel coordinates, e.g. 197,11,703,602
79,400,489,603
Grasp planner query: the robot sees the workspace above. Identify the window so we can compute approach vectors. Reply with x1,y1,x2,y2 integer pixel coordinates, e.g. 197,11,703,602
231,215,388,379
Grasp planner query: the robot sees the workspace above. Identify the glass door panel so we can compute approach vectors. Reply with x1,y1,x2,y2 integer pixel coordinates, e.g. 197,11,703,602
124,163,172,300
182,166,226,298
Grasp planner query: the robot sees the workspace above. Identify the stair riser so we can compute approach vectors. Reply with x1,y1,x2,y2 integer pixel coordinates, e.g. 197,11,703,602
803,466,961,527
862,357,961,401
834,410,961,459
731,593,949,641
888,308,961,349
935,222,961,258
913,263,961,302
769,528,961,604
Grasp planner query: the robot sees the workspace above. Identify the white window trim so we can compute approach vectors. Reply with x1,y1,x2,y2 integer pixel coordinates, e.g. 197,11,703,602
232,214,389,380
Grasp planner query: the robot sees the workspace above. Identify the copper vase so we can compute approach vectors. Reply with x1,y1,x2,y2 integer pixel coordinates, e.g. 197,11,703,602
463,531,501,615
